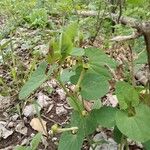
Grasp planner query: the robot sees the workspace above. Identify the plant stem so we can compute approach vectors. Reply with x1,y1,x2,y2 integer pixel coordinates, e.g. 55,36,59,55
144,33,150,92
128,45,135,86
125,138,129,150
58,79,83,114
75,68,86,92
119,134,125,150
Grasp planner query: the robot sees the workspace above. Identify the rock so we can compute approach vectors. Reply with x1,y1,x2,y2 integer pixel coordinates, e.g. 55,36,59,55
34,44,49,55
47,79,57,88
21,138,28,146
0,121,13,139
23,104,41,117
15,121,28,135
106,94,118,107
56,106,67,116
56,88,66,100
10,113,19,121
90,132,118,150
37,92,51,108
0,96,11,111
7,121,14,128
23,92,51,117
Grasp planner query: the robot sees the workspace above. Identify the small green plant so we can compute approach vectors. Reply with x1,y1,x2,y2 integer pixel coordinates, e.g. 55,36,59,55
15,133,42,150
25,8,48,28
19,18,150,150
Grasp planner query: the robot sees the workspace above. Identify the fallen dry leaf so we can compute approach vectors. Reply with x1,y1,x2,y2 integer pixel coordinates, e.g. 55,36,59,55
30,118,47,135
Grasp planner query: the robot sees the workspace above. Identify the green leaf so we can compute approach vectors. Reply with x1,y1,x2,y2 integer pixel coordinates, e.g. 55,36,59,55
60,69,75,83
70,48,85,56
91,106,117,128
127,0,145,5
134,50,147,65
70,66,82,84
67,97,84,111
30,133,42,150
60,22,78,59
80,73,109,100
19,62,57,99
65,22,78,41
92,99,102,109
113,126,122,144
143,140,150,150
0,39,11,49
14,146,28,150
47,38,61,64
58,111,97,150
85,47,117,69
116,104,150,142
61,32,73,59
58,130,84,150
116,81,139,110
89,65,111,80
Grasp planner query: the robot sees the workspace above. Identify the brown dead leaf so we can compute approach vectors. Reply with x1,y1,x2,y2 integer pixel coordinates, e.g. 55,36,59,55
30,118,47,135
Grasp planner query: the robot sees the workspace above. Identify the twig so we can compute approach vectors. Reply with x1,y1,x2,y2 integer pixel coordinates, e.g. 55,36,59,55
110,32,142,42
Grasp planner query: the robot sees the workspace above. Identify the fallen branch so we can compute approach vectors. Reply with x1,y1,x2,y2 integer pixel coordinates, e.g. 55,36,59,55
110,31,142,42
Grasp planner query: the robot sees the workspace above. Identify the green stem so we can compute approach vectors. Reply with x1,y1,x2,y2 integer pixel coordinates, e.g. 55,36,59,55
58,127,78,133
58,79,83,114
119,134,125,150
125,138,129,150
75,68,86,92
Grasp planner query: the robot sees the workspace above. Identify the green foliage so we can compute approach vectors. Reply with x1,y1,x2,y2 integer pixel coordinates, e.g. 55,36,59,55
80,72,109,100
113,126,122,144
127,0,146,5
91,107,117,128
58,111,95,150
116,81,140,110
19,61,57,99
26,8,48,28
15,133,42,150
60,22,78,60
116,104,150,142
7,0,150,149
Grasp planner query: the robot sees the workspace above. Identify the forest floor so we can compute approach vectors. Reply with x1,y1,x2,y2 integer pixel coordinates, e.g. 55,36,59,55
0,14,145,150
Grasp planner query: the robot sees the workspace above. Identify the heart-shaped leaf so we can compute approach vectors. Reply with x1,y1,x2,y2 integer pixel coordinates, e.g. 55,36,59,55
85,47,117,69
91,106,117,128
116,103,150,142
58,111,97,150
116,81,139,109
80,73,109,100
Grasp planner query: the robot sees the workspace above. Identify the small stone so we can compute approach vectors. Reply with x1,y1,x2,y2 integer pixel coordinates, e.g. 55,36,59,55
50,115,54,118
21,138,28,146
23,104,41,117
56,106,67,116
7,122,14,128
15,121,28,135
56,88,66,100
0,96,11,111
52,137,57,142
90,132,118,150
11,113,19,121
37,92,51,108
0,121,13,139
